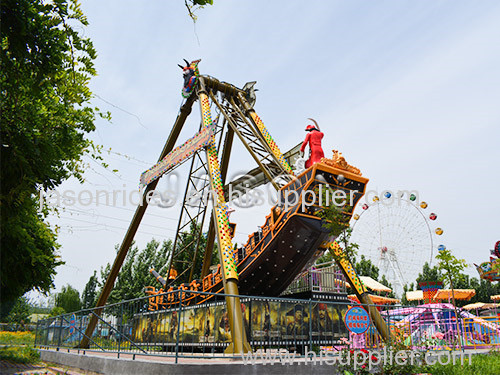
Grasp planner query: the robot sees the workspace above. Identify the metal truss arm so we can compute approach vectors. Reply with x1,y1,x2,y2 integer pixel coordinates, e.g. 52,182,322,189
198,82,251,353
200,126,234,279
208,91,280,191
237,92,294,176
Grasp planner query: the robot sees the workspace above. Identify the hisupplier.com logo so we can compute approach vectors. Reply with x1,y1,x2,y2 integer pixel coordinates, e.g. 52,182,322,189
241,347,472,369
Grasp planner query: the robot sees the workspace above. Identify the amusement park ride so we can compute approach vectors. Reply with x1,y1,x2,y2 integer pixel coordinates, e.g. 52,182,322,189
79,60,390,352
350,192,444,296
475,241,500,282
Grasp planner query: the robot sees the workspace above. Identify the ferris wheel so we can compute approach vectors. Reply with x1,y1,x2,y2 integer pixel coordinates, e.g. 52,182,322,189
349,191,444,297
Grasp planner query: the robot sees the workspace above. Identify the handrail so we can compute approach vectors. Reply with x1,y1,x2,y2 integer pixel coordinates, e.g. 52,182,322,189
89,311,146,354
59,315,105,351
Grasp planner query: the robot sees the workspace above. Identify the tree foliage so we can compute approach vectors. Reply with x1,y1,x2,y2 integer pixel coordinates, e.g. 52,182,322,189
400,256,500,307
55,285,81,313
91,223,220,313
50,306,65,317
99,239,174,304
184,0,213,22
6,296,31,328
171,222,219,284
469,278,500,304
379,274,396,298
416,262,443,288
81,271,98,310
0,0,106,306
443,273,500,307
354,255,379,280
436,249,467,290
401,283,415,306
316,190,359,264
315,194,400,297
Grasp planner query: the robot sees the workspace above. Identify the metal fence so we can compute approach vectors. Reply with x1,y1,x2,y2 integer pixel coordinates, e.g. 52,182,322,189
282,263,347,295
34,290,500,361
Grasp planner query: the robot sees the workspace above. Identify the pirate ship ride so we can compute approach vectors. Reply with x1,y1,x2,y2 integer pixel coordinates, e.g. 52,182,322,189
81,60,389,352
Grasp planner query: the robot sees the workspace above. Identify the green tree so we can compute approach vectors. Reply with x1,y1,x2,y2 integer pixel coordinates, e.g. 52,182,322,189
29,305,51,315
415,262,442,288
95,224,220,314
354,255,379,280
55,285,81,313
436,249,467,349
314,190,402,299
401,282,416,306
185,0,213,22
316,190,359,265
444,275,500,306
50,306,65,317
435,249,467,306
379,274,396,298
6,296,31,330
99,239,174,305
316,250,334,265
81,271,98,310
1,0,107,307
398,262,443,306
400,262,500,307
171,223,216,283
471,278,500,303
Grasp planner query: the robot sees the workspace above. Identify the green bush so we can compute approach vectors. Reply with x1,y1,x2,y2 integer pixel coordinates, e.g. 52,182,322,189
0,346,40,364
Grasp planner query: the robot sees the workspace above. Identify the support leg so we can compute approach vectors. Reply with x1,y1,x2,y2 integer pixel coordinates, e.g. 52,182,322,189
200,127,234,279
78,94,196,348
329,242,391,342
198,86,251,353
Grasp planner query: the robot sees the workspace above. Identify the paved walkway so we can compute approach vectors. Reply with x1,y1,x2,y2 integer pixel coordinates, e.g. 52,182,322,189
37,348,338,375
0,359,100,374
38,347,298,364
35,347,496,375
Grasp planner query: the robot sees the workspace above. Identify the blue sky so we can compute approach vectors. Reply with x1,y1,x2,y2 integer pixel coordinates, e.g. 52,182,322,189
41,0,500,299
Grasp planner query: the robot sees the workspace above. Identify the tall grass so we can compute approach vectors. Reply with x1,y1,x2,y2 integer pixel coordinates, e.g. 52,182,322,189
0,331,39,364
424,351,500,375
0,331,35,346
0,346,40,364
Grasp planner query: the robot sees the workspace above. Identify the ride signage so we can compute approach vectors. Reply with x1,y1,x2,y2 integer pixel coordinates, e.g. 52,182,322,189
344,306,371,334
69,313,76,335
140,124,215,187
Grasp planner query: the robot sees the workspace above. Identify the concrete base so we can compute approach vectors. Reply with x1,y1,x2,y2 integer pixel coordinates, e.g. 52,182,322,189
39,349,341,375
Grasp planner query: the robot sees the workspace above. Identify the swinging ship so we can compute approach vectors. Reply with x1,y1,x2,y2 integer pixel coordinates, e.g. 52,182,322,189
147,151,368,307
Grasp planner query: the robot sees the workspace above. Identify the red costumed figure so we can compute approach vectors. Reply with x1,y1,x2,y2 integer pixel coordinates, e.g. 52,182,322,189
300,122,324,168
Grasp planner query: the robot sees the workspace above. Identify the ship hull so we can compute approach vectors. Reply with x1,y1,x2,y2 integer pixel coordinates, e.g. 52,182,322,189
238,214,330,296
